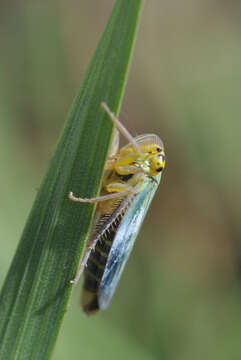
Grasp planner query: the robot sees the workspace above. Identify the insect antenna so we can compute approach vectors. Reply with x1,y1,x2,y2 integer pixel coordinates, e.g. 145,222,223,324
100,102,142,155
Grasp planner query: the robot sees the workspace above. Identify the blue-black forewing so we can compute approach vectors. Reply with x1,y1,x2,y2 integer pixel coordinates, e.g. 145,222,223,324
98,173,161,310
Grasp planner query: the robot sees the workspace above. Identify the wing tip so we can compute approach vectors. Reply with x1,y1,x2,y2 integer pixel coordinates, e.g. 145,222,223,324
81,289,100,315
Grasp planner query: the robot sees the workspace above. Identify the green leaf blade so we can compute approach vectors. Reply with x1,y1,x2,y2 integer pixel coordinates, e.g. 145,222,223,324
0,0,144,359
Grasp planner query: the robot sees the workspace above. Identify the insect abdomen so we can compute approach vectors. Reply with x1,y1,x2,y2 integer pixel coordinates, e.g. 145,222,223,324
81,224,118,315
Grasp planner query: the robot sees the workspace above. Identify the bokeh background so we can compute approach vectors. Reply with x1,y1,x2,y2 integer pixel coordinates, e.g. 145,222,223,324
1,1,241,359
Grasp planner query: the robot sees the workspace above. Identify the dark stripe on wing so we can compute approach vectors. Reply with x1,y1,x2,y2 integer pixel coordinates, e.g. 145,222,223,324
82,218,124,314
82,192,136,315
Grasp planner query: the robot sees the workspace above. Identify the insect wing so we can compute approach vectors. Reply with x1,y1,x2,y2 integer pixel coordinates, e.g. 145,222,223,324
121,133,163,150
98,173,161,310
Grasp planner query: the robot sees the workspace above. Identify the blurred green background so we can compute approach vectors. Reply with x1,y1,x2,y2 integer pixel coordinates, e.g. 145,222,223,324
1,1,241,359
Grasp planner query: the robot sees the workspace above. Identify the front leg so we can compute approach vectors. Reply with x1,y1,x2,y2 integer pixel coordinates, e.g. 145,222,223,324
105,151,140,173
105,172,145,194
105,157,118,170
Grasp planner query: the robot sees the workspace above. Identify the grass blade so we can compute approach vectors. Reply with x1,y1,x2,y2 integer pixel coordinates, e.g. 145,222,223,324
0,0,144,358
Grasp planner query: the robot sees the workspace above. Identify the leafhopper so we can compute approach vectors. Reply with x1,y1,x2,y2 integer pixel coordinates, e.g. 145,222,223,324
69,103,165,314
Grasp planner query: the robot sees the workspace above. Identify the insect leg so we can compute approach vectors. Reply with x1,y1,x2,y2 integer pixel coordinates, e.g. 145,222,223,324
105,158,118,170
68,190,130,203
70,242,96,284
104,173,145,195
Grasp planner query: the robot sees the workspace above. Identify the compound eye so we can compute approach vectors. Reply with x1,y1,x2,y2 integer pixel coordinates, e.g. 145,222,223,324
156,154,165,172
149,153,165,174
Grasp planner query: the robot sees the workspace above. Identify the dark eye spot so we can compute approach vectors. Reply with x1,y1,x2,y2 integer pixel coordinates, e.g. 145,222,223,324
156,167,163,172
156,147,161,152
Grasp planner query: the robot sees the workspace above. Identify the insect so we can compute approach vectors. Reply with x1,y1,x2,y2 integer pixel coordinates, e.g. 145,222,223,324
69,102,165,315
